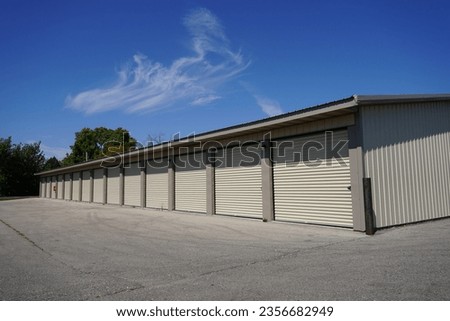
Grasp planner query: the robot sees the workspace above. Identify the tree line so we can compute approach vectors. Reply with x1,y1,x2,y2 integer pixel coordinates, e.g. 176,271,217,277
0,127,136,197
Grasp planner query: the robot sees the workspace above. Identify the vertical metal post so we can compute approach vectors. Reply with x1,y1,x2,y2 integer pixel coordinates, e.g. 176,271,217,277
363,178,376,235
206,151,216,215
69,173,73,201
140,160,146,208
78,173,82,202
61,175,65,200
261,138,274,222
89,170,94,203
119,166,124,206
168,157,175,211
102,168,107,205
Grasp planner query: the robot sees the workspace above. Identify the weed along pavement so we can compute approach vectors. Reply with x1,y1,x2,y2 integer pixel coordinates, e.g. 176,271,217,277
0,198,449,300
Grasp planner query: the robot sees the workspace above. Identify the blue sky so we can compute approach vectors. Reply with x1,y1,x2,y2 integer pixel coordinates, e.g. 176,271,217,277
1,0,449,159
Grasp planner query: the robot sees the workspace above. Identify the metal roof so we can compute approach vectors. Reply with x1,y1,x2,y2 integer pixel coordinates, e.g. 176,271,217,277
36,93,450,176
354,93,450,105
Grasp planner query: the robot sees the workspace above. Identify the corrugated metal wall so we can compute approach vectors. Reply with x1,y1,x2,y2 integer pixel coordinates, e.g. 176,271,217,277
175,153,206,213
273,130,353,227
93,169,103,203
215,145,263,219
81,171,90,202
64,174,71,200
72,172,80,201
107,167,120,205
124,163,141,207
146,159,169,209
361,102,450,228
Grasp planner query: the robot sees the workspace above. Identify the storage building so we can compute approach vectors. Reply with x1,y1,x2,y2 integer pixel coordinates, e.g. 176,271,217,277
36,94,450,233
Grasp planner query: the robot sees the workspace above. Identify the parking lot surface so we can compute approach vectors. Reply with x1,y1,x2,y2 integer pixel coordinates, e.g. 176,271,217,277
0,198,449,300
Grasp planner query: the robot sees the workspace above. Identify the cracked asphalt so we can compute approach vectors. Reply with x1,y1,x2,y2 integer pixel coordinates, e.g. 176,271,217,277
1,198,449,300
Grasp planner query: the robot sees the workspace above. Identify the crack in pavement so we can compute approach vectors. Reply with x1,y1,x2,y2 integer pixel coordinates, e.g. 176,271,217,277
1,217,146,300
0,218,99,276
95,284,146,300
0,218,48,254
198,236,364,277
121,237,366,297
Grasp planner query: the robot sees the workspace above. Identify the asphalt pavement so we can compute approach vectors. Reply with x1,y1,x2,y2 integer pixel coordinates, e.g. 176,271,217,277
0,198,449,300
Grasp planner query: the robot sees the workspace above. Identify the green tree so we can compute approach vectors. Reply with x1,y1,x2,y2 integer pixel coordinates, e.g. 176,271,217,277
62,127,137,166
0,137,13,196
43,156,61,171
0,137,45,196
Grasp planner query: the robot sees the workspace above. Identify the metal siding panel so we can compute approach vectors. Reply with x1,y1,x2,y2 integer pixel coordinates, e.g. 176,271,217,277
93,169,103,203
273,130,349,163
362,102,450,228
107,168,120,205
124,163,141,206
57,175,63,199
81,171,90,202
146,160,168,209
64,174,71,200
72,172,80,201
175,153,206,213
215,146,263,219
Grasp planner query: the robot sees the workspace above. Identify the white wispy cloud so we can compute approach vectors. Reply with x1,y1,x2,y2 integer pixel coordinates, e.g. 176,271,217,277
40,144,70,160
66,8,249,114
191,95,221,106
254,95,284,117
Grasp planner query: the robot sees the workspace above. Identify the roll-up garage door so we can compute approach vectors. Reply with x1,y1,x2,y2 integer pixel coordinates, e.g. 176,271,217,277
107,167,120,205
72,172,80,201
64,174,71,200
51,176,57,198
146,159,168,209
81,171,90,202
215,144,262,219
46,177,51,198
40,179,45,197
124,163,141,207
273,130,353,227
175,153,206,213
93,169,104,203
57,175,63,199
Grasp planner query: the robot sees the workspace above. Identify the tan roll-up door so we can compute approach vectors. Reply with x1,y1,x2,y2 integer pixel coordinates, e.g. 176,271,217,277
64,174,71,200
107,167,120,205
57,175,63,199
215,144,262,219
46,177,51,198
72,172,80,201
51,176,57,198
81,171,90,202
40,179,45,197
124,163,141,207
93,169,104,203
273,130,353,227
146,159,168,209
175,153,206,213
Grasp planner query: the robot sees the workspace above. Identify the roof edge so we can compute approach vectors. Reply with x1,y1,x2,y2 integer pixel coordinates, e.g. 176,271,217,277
354,94,450,105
